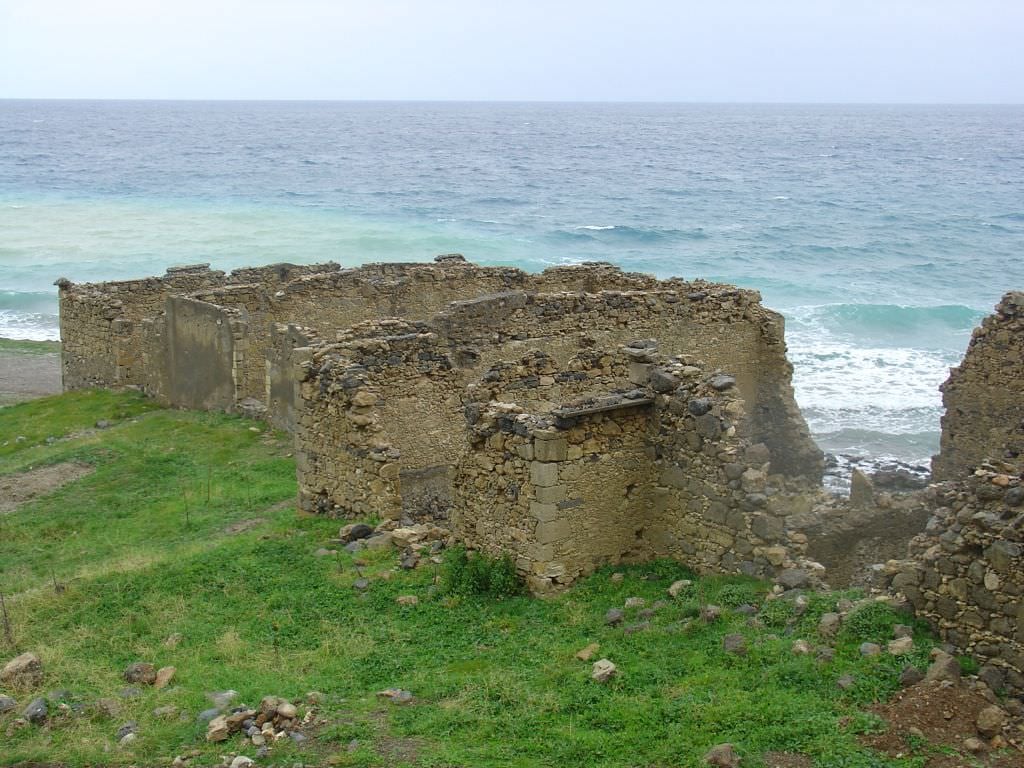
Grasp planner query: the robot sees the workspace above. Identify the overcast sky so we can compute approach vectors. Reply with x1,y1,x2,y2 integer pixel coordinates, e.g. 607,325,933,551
1,0,1021,102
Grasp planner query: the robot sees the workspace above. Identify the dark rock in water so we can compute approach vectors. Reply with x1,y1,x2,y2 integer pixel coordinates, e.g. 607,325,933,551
24,697,47,724
872,468,929,491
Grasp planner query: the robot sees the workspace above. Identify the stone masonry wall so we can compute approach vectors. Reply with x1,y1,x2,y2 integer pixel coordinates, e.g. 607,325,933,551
295,283,823,525
933,292,1024,480
887,462,1024,694
58,261,334,393
450,346,810,592
57,264,226,390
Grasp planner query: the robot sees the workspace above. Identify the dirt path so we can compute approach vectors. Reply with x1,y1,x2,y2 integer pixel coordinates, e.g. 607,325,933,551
0,340,62,406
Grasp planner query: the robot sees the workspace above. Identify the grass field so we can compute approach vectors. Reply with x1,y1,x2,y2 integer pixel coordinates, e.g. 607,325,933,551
0,391,964,767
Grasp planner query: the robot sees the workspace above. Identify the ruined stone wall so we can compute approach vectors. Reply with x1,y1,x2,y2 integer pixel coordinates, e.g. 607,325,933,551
887,463,1024,694
57,264,227,390
295,281,822,525
432,288,822,480
161,297,248,412
57,261,333,393
266,324,319,432
933,292,1024,480
450,348,809,592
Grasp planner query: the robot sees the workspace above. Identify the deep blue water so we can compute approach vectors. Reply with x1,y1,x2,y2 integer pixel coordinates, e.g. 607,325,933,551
2,100,1023,468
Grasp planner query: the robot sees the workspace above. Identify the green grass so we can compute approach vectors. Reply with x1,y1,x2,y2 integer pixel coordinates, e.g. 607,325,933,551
0,392,942,767
0,338,60,355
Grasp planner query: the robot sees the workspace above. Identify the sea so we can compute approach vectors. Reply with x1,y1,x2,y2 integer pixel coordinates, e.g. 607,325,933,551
2,101,1023,481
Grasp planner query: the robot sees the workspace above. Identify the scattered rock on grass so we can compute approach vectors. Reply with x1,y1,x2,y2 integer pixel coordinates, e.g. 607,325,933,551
396,595,419,606
610,572,624,584
859,643,881,657
836,674,856,690
575,643,600,661
23,697,47,724
668,579,692,597
791,640,812,655
899,666,924,687
1,652,43,689
624,596,646,609
591,659,617,683
723,634,747,656
701,605,722,623
124,661,156,685
605,608,624,626
704,742,740,767
0,695,17,714
924,649,961,684
377,688,414,705
887,637,913,656
155,665,176,689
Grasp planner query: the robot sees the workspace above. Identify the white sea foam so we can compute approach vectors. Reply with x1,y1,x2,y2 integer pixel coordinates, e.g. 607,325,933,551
575,225,616,230
0,311,60,341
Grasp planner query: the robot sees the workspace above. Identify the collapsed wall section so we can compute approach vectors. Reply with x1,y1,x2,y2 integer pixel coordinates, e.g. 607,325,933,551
886,463,1024,694
933,292,1024,480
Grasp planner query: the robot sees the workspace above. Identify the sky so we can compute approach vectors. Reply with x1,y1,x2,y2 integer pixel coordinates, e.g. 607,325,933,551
1,0,1021,102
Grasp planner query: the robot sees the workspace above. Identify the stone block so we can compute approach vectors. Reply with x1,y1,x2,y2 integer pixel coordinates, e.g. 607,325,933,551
530,462,559,487
530,502,560,522
534,484,568,504
534,437,568,462
535,518,571,544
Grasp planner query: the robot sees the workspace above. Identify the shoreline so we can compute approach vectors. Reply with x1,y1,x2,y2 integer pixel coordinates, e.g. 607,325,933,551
0,337,62,406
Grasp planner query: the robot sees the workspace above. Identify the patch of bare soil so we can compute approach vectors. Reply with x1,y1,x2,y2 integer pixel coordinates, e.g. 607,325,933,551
224,517,268,535
864,681,1023,767
0,347,61,406
761,752,813,768
0,462,94,514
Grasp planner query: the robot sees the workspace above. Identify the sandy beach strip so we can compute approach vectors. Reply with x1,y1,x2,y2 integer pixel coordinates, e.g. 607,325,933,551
0,338,62,406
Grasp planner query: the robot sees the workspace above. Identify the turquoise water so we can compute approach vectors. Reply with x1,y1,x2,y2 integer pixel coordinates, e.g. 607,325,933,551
2,101,1023,468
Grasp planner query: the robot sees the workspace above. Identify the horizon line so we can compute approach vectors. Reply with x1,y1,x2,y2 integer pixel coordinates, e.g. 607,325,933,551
2,97,1023,107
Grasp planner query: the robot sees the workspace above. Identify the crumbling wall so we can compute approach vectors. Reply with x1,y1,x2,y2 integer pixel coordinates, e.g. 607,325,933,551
933,292,1024,480
886,463,1024,693
266,324,319,432
57,264,227,390
295,281,823,525
161,297,246,412
57,262,337,395
450,347,811,592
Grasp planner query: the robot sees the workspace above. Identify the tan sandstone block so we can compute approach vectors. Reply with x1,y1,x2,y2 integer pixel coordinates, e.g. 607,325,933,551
535,519,571,544
530,462,559,487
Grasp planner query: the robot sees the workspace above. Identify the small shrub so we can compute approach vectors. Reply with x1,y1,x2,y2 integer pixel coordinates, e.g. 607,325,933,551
713,581,765,608
441,545,523,598
758,598,795,628
839,602,899,644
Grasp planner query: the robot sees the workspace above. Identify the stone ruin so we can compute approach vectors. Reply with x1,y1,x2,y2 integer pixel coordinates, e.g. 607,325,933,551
56,261,1023,690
